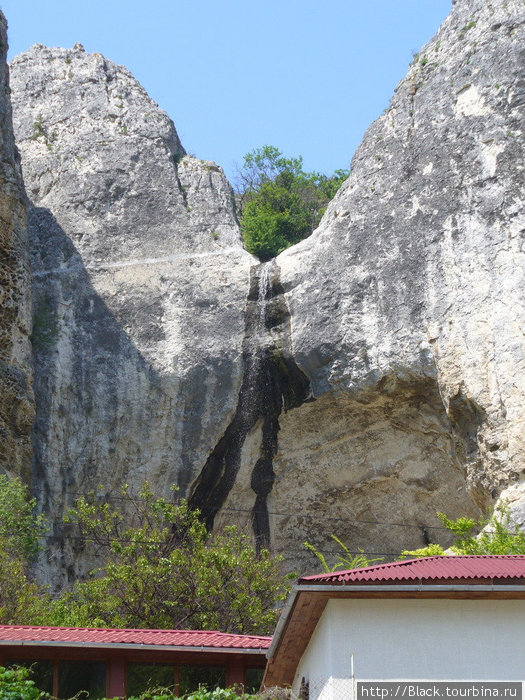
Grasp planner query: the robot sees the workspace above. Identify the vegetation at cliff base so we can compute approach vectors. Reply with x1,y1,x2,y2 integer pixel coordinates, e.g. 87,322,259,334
0,475,50,625
304,505,525,573
399,507,525,558
303,535,382,573
0,477,291,635
236,145,349,260
55,483,291,634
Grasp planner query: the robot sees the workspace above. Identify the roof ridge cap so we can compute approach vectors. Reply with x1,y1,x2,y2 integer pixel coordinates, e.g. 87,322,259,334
300,555,450,580
0,624,271,638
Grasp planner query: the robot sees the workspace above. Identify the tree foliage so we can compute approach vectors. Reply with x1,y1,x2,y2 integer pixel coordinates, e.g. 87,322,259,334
128,689,258,700
0,474,46,561
0,477,290,634
400,506,525,558
125,687,287,700
54,484,292,634
0,475,51,625
0,665,50,700
237,146,348,260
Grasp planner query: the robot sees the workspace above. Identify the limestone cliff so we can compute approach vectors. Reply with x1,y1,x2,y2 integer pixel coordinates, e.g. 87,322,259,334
6,0,525,579
9,44,254,581
0,14,33,482
264,0,525,565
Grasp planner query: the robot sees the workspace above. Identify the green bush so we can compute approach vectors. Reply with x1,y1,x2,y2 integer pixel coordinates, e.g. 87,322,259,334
51,483,292,634
304,535,382,573
0,665,50,699
181,689,257,700
125,689,260,699
0,476,52,625
0,476,290,635
237,145,348,260
400,506,525,558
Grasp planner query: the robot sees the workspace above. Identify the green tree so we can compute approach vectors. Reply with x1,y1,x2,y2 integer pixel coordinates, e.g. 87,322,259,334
237,146,348,260
236,145,303,198
400,506,525,559
0,552,51,625
0,475,51,625
54,484,292,634
0,473,46,561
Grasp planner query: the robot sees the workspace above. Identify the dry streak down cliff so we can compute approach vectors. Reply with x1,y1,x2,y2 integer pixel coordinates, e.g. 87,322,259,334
3,0,525,578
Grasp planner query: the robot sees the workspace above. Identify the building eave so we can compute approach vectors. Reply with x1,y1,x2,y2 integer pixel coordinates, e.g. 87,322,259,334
0,639,268,655
263,583,525,689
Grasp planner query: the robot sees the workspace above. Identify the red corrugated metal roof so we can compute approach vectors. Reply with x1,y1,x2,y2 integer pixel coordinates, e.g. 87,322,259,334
0,625,271,649
299,555,525,585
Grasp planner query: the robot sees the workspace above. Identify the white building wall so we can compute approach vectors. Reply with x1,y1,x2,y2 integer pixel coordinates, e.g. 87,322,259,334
293,598,525,699
293,608,334,698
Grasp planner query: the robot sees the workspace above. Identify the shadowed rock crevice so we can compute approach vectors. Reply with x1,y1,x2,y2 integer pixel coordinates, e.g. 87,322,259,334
447,388,490,508
188,261,310,548
447,389,486,460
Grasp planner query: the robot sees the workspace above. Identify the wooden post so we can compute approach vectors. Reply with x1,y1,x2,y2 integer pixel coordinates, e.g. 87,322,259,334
174,664,180,697
227,663,245,695
107,657,126,699
53,660,59,699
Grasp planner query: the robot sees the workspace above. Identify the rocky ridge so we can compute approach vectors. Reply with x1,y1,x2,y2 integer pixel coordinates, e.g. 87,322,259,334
266,0,525,563
4,0,525,577
9,43,254,580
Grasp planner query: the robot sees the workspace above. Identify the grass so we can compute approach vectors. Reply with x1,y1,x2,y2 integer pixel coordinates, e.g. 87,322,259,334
30,117,46,141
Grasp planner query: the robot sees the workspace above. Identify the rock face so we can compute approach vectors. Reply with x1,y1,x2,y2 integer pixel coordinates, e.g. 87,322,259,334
266,0,525,564
0,14,33,482
6,0,525,580
9,44,254,581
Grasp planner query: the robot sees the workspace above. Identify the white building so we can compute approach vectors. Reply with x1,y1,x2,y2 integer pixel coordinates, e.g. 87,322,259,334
263,556,525,699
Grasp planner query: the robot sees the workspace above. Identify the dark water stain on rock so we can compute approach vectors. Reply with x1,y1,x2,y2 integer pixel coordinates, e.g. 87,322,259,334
188,261,310,549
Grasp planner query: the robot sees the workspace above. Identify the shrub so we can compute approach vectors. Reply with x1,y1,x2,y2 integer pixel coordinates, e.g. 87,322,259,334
304,535,382,573
53,483,292,634
236,146,348,260
0,665,49,699
400,506,525,559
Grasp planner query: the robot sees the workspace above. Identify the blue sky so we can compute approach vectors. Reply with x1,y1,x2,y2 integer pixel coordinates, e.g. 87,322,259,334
2,0,451,182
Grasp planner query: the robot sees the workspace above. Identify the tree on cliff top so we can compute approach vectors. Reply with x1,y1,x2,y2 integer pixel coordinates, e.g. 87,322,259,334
236,145,349,260
52,483,292,634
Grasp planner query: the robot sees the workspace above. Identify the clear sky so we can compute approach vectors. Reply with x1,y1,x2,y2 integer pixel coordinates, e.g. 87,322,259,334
1,0,451,182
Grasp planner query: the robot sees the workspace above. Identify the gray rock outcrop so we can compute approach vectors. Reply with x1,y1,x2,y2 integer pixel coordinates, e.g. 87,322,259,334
0,14,33,482
9,44,254,581
5,0,525,579
264,0,525,563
